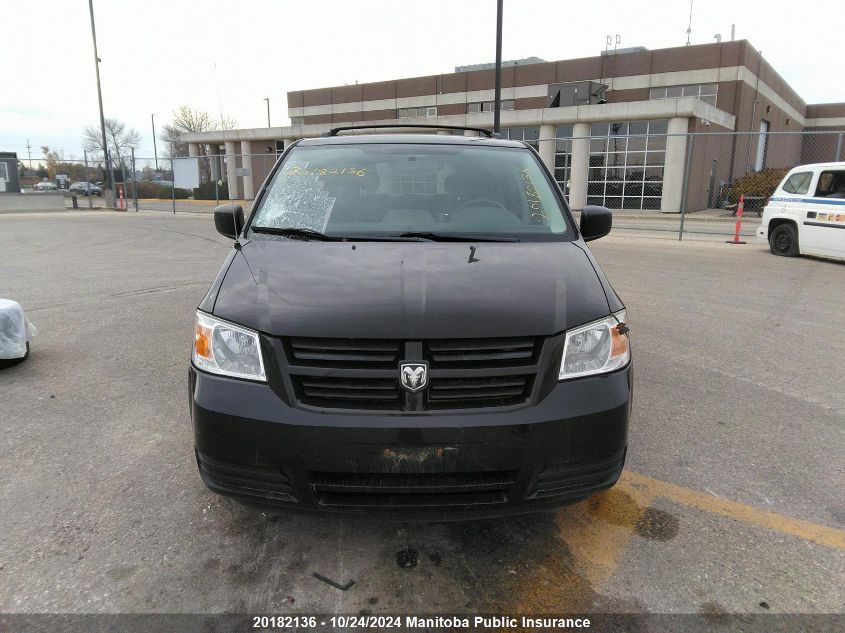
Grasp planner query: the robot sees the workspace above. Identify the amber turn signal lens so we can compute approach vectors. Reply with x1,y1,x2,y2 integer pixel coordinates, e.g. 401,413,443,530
195,323,213,360
610,323,629,359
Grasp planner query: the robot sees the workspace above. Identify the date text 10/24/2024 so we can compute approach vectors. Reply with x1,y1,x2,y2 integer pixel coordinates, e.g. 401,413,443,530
251,615,592,629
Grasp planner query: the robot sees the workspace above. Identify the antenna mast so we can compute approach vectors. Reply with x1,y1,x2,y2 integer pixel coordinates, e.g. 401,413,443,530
686,0,694,45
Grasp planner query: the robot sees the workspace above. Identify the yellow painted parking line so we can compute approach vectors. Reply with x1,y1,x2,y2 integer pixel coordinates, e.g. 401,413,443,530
556,479,656,588
552,470,845,598
622,471,845,551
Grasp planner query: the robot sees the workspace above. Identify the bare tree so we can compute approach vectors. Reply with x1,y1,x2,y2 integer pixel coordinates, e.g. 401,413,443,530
40,146,64,179
82,118,141,166
160,106,237,158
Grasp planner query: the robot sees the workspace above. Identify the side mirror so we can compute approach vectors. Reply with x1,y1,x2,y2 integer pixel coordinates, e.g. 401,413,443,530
214,204,244,240
580,205,612,242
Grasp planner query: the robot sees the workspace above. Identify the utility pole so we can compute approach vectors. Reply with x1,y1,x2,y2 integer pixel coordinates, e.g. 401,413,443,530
151,113,159,170
493,0,503,134
88,0,115,200
264,98,271,128
26,139,32,168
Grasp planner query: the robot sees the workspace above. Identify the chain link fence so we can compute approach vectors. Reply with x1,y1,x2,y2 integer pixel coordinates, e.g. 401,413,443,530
547,129,844,239
31,129,844,240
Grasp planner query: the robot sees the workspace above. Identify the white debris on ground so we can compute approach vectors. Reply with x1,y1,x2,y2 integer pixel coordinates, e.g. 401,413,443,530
0,298,35,360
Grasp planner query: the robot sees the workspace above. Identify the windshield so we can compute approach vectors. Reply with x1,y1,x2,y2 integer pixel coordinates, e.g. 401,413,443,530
249,144,571,240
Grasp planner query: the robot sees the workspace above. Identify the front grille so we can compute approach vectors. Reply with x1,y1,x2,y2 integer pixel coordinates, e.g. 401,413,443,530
425,337,536,366
310,470,518,508
289,338,400,367
197,453,298,503
428,375,533,409
528,451,625,500
283,336,544,412
295,376,401,410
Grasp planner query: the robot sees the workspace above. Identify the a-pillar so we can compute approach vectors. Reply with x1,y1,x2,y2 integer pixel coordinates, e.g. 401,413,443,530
224,140,239,200
285,138,297,150
241,140,254,200
660,117,690,213
568,122,590,211
538,123,557,174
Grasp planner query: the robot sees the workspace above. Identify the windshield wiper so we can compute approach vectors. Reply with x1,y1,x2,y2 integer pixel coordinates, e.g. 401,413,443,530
397,231,520,242
250,227,519,243
250,226,344,241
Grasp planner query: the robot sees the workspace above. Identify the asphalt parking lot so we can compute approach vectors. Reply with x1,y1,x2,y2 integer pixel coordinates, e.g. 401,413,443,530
1,211,842,623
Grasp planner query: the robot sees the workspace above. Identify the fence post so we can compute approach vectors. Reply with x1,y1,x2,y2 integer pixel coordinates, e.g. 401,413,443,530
171,146,176,215
836,132,843,162
130,148,138,212
83,150,93,209
678,133,695,241
107,150,117,209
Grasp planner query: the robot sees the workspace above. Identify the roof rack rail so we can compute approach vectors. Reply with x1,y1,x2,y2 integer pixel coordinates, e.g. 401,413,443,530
324,124,500,138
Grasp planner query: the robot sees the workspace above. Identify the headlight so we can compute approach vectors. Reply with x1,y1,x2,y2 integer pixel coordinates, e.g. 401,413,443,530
559,310,629,380
192,311,266,381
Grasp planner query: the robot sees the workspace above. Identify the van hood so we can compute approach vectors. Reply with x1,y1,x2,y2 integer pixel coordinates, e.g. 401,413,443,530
211,239,612,339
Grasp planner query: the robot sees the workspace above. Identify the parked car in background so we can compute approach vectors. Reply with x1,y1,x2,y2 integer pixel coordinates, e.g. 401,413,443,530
33,182,57,191
758,162,845,261
69,181,103,196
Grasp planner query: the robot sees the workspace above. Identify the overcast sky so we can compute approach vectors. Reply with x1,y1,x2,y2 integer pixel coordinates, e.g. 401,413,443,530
2,0,842,163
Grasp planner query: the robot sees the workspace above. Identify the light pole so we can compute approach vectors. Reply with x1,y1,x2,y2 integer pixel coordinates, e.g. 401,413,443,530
264,97,271,128
493,0,503,134
151,113,159,171
87,0,114,192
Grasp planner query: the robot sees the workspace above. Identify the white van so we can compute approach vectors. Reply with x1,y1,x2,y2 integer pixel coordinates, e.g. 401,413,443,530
758,162,845,261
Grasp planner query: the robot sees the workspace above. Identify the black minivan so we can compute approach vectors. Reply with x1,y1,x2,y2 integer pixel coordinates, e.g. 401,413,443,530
190,126,631,518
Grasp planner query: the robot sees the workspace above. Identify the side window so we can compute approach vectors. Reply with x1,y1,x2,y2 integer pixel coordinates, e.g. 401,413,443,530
814,170,845,198
781,171,812,195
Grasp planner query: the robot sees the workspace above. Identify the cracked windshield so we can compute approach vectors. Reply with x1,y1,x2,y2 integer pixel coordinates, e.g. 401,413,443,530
251,144,569,238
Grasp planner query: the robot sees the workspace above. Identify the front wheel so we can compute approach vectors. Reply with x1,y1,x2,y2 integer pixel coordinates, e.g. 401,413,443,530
769,223,799,257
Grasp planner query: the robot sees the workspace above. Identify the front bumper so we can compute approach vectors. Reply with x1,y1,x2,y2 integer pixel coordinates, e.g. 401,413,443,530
189,363,632,519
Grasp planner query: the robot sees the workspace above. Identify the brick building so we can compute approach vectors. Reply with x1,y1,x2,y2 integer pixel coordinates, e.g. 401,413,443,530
183,40,845,211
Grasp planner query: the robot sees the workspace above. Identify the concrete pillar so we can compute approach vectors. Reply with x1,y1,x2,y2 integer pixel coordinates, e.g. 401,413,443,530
285,138,297,149
187,143,200,157
209,144,221,181
568,122,590,211
538,123,556,173
225,140,239,199
660,117,689,213
241,140,254,200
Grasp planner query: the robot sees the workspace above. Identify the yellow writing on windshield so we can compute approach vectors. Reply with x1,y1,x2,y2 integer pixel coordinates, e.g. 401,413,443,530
285,167,368,177
519,168,550,222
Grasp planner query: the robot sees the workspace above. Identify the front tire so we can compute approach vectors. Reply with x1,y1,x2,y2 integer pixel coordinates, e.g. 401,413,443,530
769,223,799,257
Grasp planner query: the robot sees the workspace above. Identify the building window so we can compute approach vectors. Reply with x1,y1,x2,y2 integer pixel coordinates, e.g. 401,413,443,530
397,106,437,118
755,119,770,171
468,100,514,113
586,119,668,211
504,126,539,149
650,84,717,107
290,117,304,125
